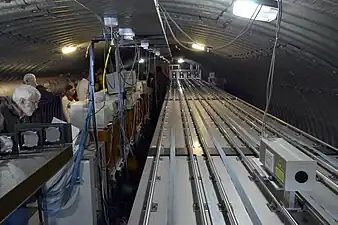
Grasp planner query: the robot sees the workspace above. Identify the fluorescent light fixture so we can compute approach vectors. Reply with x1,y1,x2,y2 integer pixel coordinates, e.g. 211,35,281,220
141,40,149,50
138,58,145,64
61,46,77,54
104,16,118,27
119,28,135,40
233,0,278,22
192,43,205,51
178,58,184,64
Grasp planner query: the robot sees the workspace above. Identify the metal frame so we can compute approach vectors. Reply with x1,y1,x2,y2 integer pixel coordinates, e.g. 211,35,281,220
129,78,338,225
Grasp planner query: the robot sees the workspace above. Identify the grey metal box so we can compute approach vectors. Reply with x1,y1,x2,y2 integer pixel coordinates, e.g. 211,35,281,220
260,138,317,191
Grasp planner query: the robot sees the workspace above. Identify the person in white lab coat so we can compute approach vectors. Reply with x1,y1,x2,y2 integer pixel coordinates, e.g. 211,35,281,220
61,83,76,122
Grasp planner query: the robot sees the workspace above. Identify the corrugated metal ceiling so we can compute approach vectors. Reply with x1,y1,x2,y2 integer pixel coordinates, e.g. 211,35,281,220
1,0,338,146
0,0,164,76
1,0,337,75
157,0,338,146
160,0,338,65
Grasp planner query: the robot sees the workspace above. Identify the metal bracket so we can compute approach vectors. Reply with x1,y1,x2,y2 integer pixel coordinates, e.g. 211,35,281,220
217,203,227,212
267,202,278,212
329,174,338,182
193,203,200,211
151,203,158,212
286,207,304,213
248,175,259,182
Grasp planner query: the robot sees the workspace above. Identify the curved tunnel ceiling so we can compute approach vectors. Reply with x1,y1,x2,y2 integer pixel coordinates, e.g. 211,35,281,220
160,0,338,146
1,0,338,146
0,0,164,76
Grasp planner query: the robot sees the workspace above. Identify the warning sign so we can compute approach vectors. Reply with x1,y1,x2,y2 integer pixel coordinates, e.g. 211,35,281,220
275,158,285,184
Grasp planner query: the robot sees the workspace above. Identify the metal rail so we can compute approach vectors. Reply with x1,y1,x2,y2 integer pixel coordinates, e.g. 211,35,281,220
184,79,299,225
177,80,209,225
201,81,338,168
183,80,262,225
195,81,338,188
178,80,240,225
142,90,170,225
211,83,338,154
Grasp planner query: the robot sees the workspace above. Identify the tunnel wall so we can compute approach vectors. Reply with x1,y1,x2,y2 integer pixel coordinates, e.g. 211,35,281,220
179,46,338,147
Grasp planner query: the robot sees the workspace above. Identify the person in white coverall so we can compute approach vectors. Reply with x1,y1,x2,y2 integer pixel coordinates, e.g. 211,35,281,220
0,84,41,225
0,84,40,133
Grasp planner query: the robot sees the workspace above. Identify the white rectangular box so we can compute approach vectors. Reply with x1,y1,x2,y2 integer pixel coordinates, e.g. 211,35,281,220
45,146,107,225
260,138,317,191
69,101,114,129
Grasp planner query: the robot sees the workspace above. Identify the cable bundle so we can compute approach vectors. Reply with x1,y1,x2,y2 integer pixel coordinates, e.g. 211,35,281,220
261,0,283,136
159,3,261,52
40,76,95,217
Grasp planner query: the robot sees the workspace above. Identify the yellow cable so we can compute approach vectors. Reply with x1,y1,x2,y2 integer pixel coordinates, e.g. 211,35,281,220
102,46,112,91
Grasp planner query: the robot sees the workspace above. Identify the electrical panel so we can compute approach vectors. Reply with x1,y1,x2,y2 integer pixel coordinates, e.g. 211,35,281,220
260,138,317,191
106,70,136,94
169,64,201,80
15,123,72,148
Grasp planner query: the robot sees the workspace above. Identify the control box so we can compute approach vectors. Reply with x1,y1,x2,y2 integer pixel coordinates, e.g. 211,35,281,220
169,63,201,80
69,101,114,129
170,70,201,80
106,70,136,94
260,138,317,191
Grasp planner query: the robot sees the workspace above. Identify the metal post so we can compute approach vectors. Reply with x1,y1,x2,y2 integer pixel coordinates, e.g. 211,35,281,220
89,40,109,221
284,191,297,209
114,39,126,164
154,56,158,110
89,41,96,111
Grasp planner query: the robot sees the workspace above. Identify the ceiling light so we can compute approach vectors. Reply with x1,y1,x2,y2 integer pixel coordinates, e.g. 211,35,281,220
61,46,77,54
119,28,135,40
192,43,205,51
138,58,145,64
178,58,184,64
233,0,278,22
104,16,118,27
155,50,160,56
141,40,149,50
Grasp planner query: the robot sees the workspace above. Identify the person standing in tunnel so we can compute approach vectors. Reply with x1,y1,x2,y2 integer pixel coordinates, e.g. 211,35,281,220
147,66,169,122
155,66,169,105
23,73,61,123
61,82,77,122
23,73,51,97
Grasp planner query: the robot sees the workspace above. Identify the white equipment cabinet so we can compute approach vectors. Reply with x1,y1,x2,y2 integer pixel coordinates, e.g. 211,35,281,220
45,144,108,225
260,138,317,191
69,99,116,130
